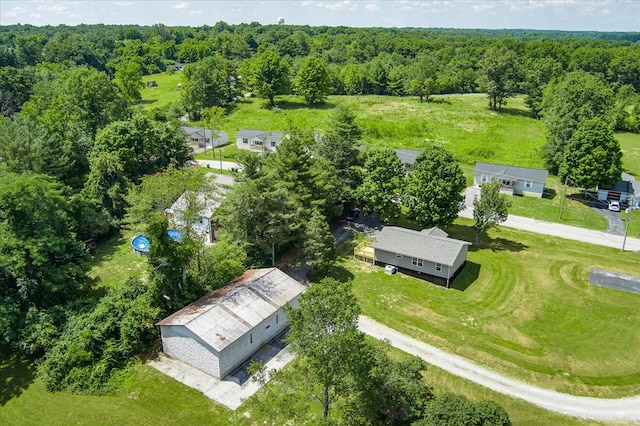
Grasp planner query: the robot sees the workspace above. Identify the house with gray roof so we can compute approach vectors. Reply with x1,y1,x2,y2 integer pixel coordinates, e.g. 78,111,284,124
474,162,548,198
183,126,229,148
156,268,306,379
394,148,421,172
597,172,639,205
236,129,284,153
371,226,470,287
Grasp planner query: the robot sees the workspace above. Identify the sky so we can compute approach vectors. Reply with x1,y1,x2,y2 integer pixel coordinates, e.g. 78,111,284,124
1,1,639,32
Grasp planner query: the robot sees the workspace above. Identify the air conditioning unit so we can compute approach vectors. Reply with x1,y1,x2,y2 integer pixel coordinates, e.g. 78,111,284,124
384,265,397,275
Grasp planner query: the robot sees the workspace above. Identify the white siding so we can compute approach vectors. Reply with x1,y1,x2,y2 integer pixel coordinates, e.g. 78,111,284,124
160,325,221,378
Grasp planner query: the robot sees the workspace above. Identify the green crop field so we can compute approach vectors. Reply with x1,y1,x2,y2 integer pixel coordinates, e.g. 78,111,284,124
337,218,640,398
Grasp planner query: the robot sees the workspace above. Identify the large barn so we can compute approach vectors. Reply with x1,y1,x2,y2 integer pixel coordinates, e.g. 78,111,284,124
156,268,306,379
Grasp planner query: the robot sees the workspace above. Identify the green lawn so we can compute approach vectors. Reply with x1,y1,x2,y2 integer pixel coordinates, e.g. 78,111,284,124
88,230,147,289
0,346,610,426
141,72,183,111
617,132,640,179
337,218,640,398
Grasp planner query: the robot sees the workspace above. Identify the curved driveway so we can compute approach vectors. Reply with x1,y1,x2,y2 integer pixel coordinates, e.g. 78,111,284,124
359,316,640,422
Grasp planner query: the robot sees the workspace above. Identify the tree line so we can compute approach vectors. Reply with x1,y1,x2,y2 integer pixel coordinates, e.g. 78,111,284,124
1,23,639,130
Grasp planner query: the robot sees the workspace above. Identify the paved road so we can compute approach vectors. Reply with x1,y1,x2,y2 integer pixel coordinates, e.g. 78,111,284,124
359,316,640,423
461,188,640,251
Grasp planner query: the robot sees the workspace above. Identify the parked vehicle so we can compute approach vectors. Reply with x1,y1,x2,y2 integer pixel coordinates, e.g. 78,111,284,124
609,200,621,212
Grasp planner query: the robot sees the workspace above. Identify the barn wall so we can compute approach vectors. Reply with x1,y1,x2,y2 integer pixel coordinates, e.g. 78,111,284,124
160,325,221,378
218,304,296,378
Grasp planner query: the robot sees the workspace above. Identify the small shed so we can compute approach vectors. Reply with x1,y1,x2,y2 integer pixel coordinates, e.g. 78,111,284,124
156,268,306,379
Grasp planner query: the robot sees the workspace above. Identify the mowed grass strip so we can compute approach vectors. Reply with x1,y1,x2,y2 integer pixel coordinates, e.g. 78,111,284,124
340,218,640,398
88,230,148,289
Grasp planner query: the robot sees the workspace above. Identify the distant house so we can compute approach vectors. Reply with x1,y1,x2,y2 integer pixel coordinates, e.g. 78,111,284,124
156,268,306,379
371,226,471,288
474,162,548,198
236,129,284,152
167,62,186,71
182,126,229,148
166,174,234,243
394,148,421,172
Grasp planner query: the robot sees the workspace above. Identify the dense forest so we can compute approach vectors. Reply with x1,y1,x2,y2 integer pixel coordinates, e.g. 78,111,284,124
0,21,638,423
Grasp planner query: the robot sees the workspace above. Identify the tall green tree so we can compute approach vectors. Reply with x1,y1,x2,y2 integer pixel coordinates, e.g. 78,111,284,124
300,209,336,273
404,146,466,229
541,71,615,175
114,60,145,104
521,57,563,119
359,148,405,222
294,56,332,105
285,278,370,419
472,181,512,244
478,47,521,111
249,50,290,106
180,56,232,120
414,393,511,426
0,172,90,350
558,119,622,188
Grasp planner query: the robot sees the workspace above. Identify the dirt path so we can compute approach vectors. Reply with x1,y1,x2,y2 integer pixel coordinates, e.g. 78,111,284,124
359,316,640,423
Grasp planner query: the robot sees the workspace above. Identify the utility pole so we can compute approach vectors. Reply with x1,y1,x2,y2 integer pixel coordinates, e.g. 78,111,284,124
622,208,631,252
558,176,569,220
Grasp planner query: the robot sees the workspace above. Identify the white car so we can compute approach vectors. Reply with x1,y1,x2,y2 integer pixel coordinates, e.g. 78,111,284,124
608,200,621,212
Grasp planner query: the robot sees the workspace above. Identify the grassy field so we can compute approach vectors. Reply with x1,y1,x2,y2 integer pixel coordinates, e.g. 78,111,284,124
88,230,148,289
618,132,640,178
338,217,640,398
0,346,615,426
141,72,182,111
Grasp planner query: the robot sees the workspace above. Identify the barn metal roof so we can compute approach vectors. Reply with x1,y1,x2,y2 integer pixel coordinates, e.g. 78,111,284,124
372,226,470,267
156,268,306,352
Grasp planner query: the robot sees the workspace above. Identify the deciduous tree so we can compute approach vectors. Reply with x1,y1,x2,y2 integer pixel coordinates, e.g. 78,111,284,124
478,47,521,111
359,148,405,222
249,50,290,106
473,181,512,244
294,56,332,105
404,146,466,229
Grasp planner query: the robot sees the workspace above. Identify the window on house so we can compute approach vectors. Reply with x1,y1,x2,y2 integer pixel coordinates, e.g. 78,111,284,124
396,253,402,259
481,175,488,183
525,180,532,188
412,258,423,267
266,325,271,330
242,138,248,144
250,333,253,344
255,140,263,145
435,263,442,272
276,314,279,324
271,141,277,148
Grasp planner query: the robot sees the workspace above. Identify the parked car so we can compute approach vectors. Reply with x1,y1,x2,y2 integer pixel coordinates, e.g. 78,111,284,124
608,200,621,212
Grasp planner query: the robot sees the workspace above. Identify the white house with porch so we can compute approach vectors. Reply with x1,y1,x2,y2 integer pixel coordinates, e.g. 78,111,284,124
236,129,284,153
474,162,548,198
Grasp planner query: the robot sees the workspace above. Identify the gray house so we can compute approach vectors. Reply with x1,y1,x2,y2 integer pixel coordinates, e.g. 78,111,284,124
236,129,284,153
156,268,306,380
183,126,229,148
372,226,470,288
394,148,421,172
597,172,638,204
474,162,548,198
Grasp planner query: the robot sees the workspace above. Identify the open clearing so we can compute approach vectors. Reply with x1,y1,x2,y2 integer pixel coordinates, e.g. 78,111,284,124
340,218,640,398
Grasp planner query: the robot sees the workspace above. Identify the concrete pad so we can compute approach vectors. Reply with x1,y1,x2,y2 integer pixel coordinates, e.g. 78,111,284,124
148,336,296,410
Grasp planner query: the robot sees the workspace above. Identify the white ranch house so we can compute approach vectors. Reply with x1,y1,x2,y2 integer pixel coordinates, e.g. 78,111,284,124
183,126,229,148
371,226,470,288
474,162,548,198
156,268,306,380
236,129,284,153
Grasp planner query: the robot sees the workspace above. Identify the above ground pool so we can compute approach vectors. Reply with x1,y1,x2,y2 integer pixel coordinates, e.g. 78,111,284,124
131,229,182,256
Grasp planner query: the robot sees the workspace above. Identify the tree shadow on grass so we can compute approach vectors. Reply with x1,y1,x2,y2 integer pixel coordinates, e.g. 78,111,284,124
89,233,129,270
0,347,36,406
495,106,532,118
470,235,528,253
311,264,355,284
270,99,336,111
449,260,481,292
542,187,557,200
